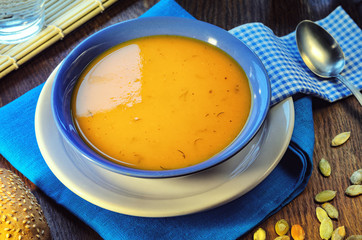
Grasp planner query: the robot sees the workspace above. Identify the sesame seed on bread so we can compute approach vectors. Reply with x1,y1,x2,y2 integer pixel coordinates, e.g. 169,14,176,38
0,168,51,239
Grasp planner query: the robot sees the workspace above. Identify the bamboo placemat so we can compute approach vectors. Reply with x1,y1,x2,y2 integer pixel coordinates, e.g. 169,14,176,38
0,0,118,79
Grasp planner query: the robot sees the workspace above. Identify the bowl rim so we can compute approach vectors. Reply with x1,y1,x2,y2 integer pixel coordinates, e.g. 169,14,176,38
51,16,271,178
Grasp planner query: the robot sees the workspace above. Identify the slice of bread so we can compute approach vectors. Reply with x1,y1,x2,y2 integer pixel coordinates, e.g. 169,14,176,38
0,168,51,239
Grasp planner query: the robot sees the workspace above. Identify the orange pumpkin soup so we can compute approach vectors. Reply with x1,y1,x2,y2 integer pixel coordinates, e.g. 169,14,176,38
71,35,251,170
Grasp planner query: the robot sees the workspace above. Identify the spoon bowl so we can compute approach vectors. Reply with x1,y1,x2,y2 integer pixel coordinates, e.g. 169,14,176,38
296,20,362,105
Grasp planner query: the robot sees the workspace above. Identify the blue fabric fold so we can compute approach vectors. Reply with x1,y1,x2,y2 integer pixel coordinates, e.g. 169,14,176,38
0,0,315,239
230,7,362,104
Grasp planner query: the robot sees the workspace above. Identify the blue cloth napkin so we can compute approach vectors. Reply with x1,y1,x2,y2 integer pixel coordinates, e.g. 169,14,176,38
4,0,357,239
230,7,362,104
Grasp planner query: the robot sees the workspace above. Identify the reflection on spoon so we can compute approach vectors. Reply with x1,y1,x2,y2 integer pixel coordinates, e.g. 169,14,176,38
296,20,362,106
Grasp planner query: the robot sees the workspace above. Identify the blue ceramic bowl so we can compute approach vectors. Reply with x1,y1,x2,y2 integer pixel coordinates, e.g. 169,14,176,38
51,17,271,178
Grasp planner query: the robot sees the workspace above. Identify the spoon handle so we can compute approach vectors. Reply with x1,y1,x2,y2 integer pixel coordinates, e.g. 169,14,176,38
337,75,362,106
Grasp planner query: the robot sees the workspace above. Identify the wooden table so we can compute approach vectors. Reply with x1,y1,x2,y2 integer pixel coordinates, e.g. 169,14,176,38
0,0,361,239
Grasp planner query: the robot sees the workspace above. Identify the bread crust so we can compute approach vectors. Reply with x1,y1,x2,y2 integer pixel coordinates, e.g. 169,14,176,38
0,168,51,239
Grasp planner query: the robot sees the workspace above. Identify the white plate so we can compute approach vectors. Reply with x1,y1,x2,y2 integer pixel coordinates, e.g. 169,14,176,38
35,66,294,217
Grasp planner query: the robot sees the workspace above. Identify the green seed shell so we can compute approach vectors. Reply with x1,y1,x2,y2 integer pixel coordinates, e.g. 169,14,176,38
346,236,362,240
320,218,334,240
274,236,290,240
331,226,346,240
345,185,362,196
275,219,289,236
346,235,362,240
350,169,362,185
319,158,332,177
331,132,350,146
315,190,337,203
316,207,330,223
254,228,266,240
322,202,339,219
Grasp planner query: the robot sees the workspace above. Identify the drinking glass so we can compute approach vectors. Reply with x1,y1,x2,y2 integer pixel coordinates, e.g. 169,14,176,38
0,0,46,44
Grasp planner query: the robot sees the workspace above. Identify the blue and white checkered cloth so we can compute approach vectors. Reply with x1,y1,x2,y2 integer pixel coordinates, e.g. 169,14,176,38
230,7,362,105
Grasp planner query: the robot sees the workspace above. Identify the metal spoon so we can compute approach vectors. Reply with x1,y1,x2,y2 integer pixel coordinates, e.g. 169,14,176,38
296,20,362,105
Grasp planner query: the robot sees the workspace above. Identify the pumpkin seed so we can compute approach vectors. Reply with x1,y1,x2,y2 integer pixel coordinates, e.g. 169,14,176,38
316,206,330,223
254,228,266,240
320,218,334,240
319,158,332,177
322,202,339,219
346,236,362,240
331,132,350,146
331,226,346,240
350,169,362,185
315,190,337,203
291,224,305,240
275,219,289,236
274,236,290,240
345,185,362,196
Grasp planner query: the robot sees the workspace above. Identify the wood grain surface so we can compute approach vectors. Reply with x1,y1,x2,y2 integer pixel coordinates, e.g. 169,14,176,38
0,0,361,239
